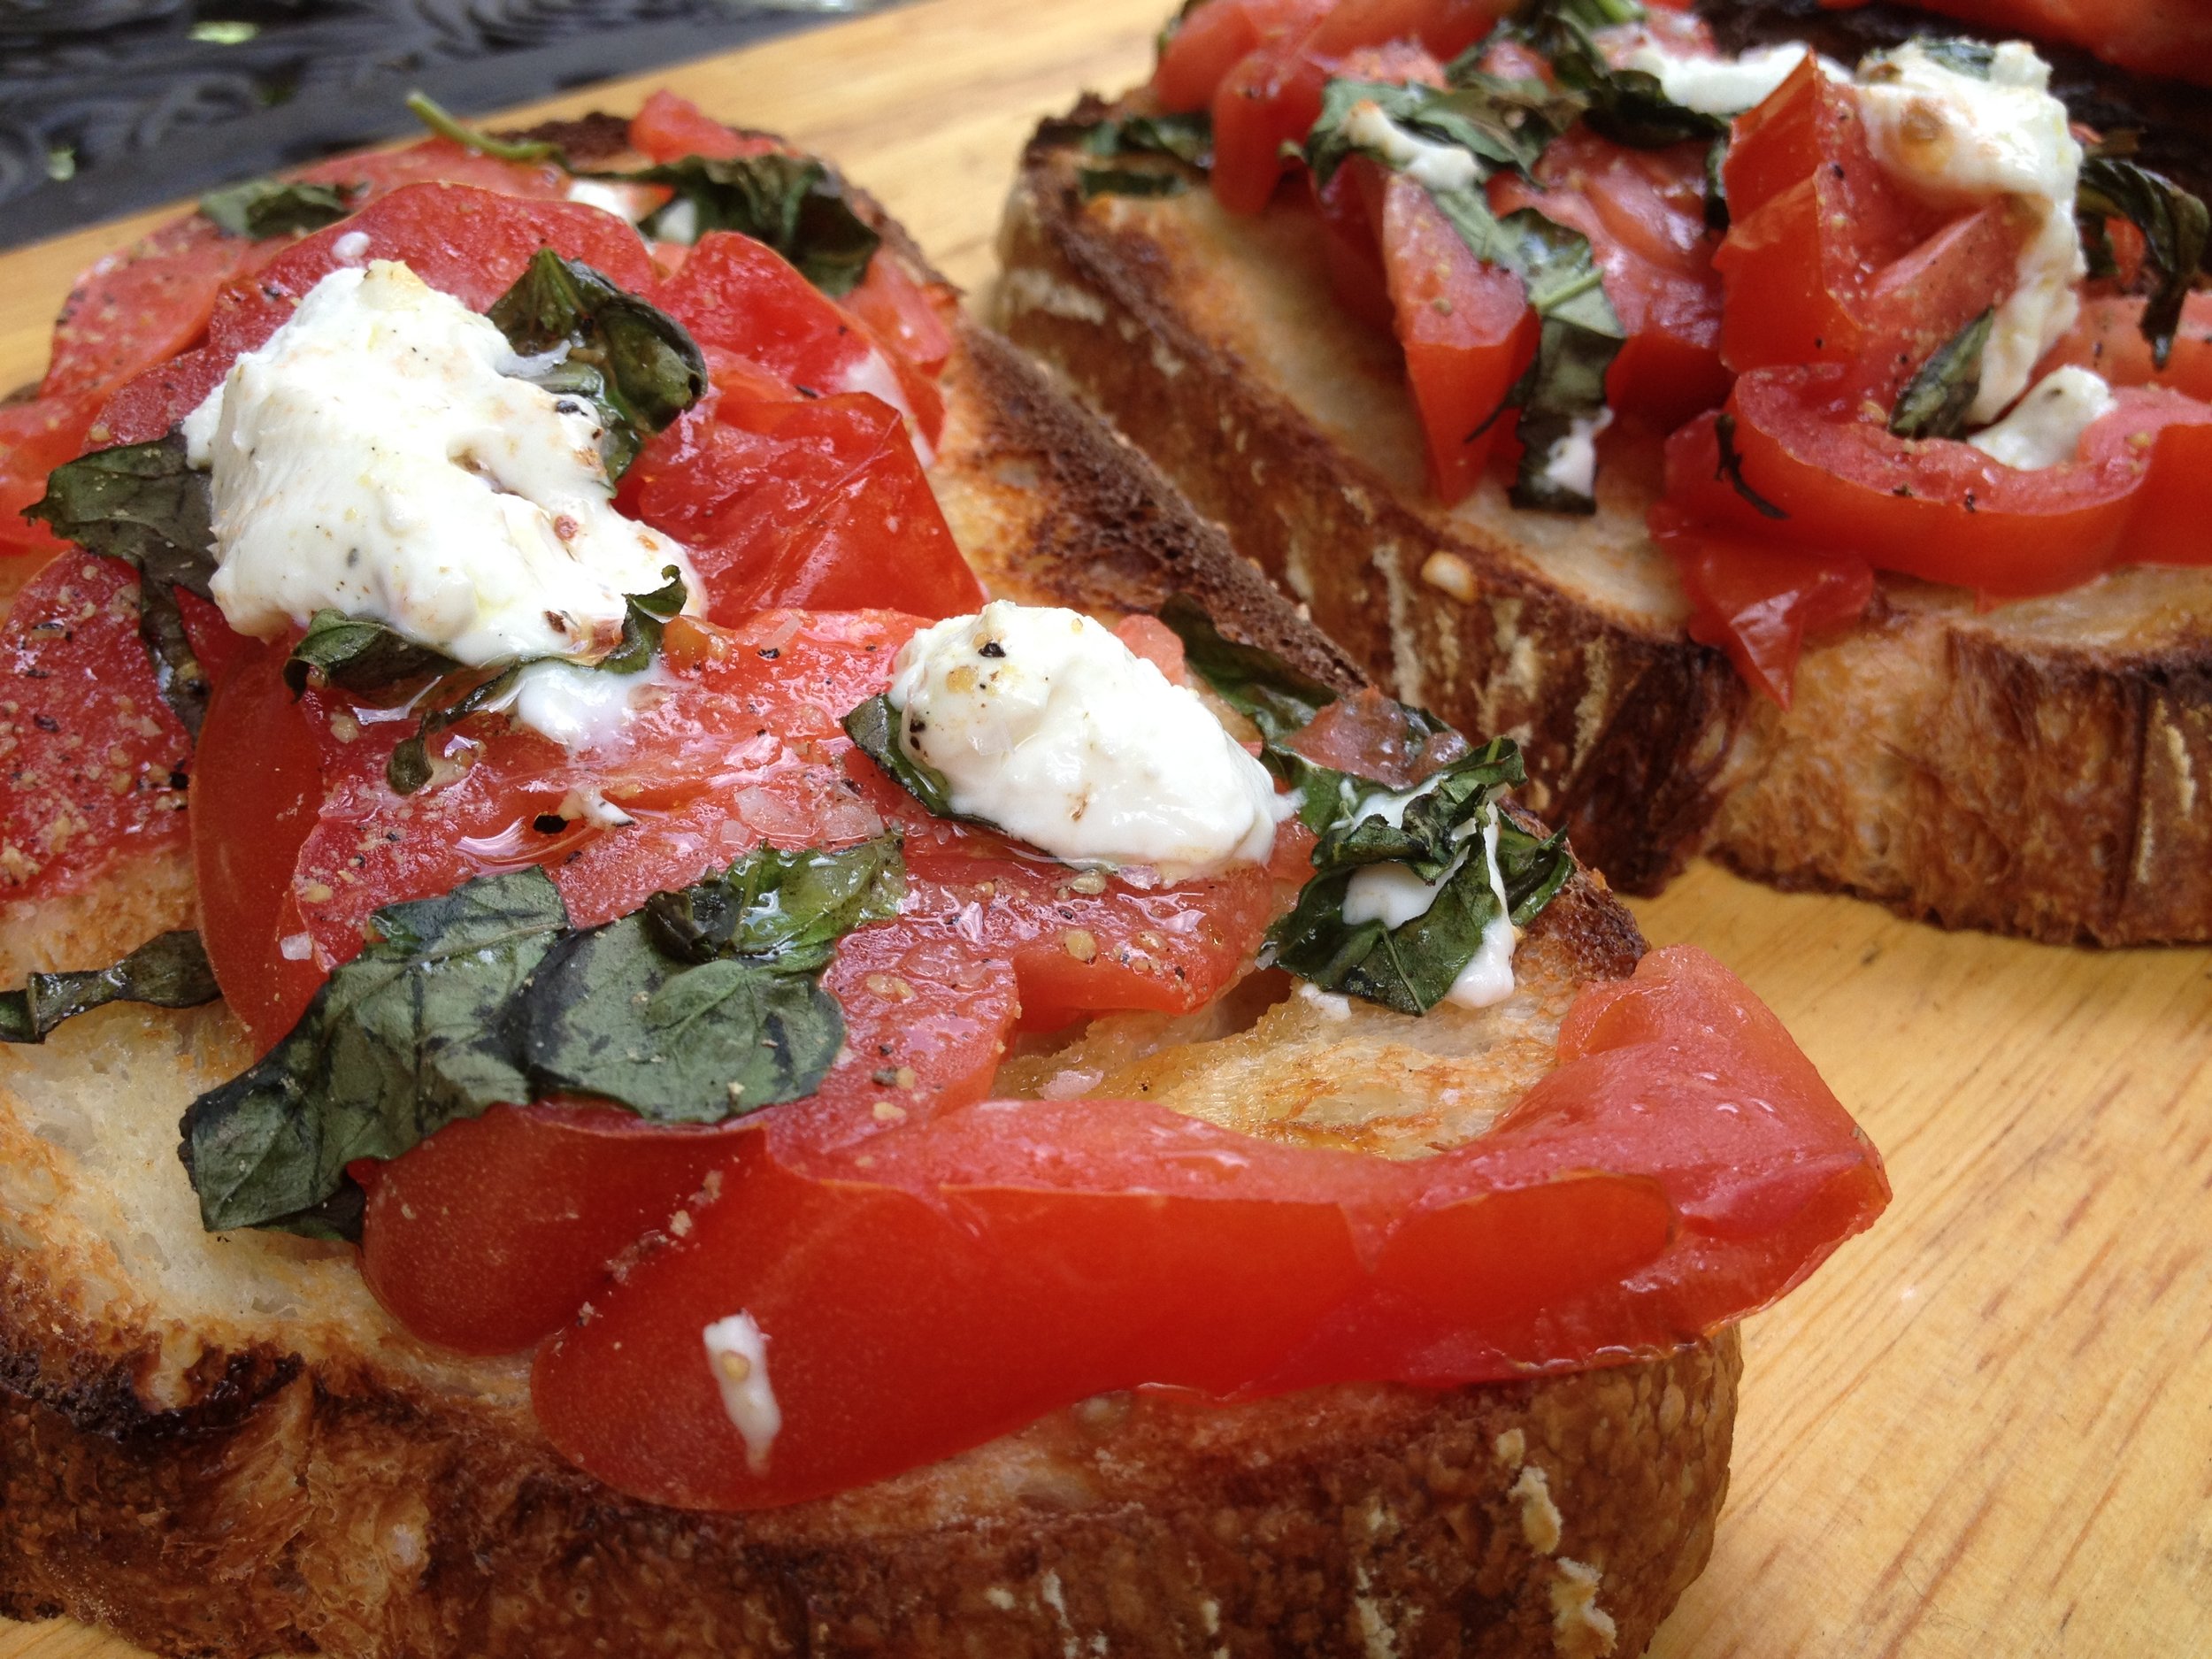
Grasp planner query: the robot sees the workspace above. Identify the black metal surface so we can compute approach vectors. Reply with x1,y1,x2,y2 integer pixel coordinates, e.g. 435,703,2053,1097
0,0,902,250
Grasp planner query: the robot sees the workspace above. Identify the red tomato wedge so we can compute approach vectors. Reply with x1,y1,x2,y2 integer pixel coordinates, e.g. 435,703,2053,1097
1379,168,1534,503
629,88,751,162
0,555,191,902
526,943,1886,1511
0,393,104,558
1663,371,2212,602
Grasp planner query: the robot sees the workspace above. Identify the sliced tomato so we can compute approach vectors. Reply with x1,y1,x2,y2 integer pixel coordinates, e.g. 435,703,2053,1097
1715,61,2018,395
1210,34,1338,214
1493,131,1730,428
0,392,105,558
652,232,943,449
2038,291,2212,404
629,89,750,163
39,219,251,403
1650,508,1874,707
1379,169,1535,503
619,392,979,625
96,184,662,447
1662,373,2212,603
0,556,189,902
1154,0,1328,112
529,943,1887,1510
190,636,327,1047
191,612,1282,1050
840,254,957,380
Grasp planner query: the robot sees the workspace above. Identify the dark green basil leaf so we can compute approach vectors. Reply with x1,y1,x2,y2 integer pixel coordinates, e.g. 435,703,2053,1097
404,91,569,165
1714,412,1788,519
1157,593,1342,742
522,835,902,1121
642,837,905,969
180,869,569,1236
842,693,963,818
1079,111,1214,169
488,249,707,479
1911,39,1996,79
199,179,359,240
1890,309,1994,441
1265,739,1569,1015
386,665,522,795
25,434,218,734
615,153,881,296
1473,1,1721,152
598,566,688,675
1306,76,1571,188
0,932,219,1045
1427,190,1624,511
1079,166,1191,200
286,610,458,695
2076,156,2210,369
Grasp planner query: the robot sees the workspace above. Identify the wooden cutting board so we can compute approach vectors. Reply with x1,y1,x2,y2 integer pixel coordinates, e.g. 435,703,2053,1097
4,1,2209,1653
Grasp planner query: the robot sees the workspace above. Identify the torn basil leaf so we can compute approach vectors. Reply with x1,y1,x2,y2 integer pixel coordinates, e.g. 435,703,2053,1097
488,249,707,480
641,837,905,970
613,153,881,296
385,664,521,795
1428,190,1624,511
1079,166,1190,201
25,435,219,735
1165,596,1571,1013
286,610,457,695
599,566,688,676
1890,309,1994,442
2075,156,2210,370
0,932,220,1045
1306,76,1569,188
1265,739,1571,1016
1714,413,1788,519
843,693,962,818
1079,111,1214,169
1156,594,1340,742
1472,0,1723,152
1911,39,1996,79
524,839,900,1121
200,178,360,240
180,869,569,1237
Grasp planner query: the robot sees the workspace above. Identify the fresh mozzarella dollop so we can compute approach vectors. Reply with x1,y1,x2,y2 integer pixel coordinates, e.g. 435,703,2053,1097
887,601,1286,879
1855,41,2085,422
702,1312,781,1475
1617,38,1809,116
1343,102,1483,194
182,259,695,672
1537,410,1614,501
1969,366,2117,469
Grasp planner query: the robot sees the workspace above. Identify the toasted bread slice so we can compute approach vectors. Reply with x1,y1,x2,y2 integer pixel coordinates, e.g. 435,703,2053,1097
0,140,1733,1659
995,109,2212,947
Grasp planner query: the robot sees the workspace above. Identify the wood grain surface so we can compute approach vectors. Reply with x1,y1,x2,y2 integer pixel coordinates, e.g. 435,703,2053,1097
4,1,2210,1654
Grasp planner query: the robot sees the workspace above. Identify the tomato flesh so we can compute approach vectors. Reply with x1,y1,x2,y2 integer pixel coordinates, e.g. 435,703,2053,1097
528,943,1887,1510
0,556,190,902
629,89,750,162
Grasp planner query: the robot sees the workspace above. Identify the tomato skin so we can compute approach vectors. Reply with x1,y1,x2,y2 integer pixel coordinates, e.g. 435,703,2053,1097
532,944,1886,1512
96,185,663,447
651,232,943,448
358,920,1023,1354
1663,373,2212,601
840,254,957,380
1649,508,1875,708
0,556,192,902
1154,0,1326,112
189,636,327,1048
41,219,250,403
620,392,979,625
0,393,104,558
629,89,749,162
2039,291,2212,403
1380,172,1535,504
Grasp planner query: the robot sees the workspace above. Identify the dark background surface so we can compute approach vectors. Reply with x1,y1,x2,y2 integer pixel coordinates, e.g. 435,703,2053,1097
0,0,897,250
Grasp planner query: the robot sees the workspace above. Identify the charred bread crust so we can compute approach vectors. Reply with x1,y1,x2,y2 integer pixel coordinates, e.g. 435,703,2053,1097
997,117,2212,945
0,1294,1737,1659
